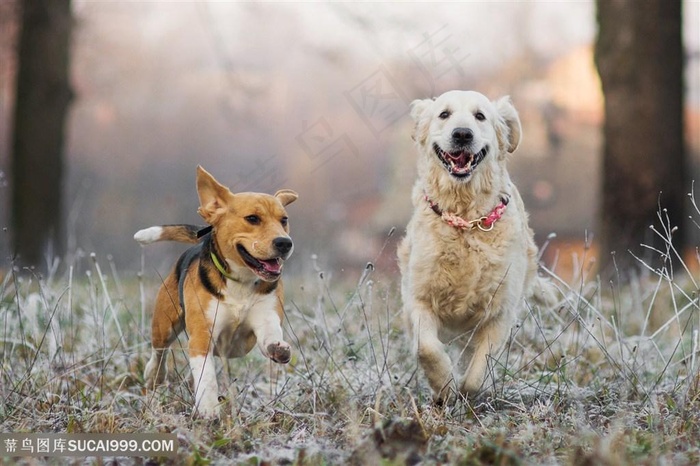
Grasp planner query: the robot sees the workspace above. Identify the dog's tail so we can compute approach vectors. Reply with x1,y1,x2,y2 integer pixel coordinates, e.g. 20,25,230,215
134,224,207,245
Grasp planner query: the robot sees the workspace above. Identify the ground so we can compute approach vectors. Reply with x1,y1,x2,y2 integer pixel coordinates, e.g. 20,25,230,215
0,243,699,465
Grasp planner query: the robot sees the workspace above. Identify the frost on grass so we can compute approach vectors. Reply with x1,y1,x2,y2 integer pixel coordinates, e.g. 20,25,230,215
1,219,699,465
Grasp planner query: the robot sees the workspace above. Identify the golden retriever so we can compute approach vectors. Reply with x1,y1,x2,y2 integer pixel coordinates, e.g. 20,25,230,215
397,90,551,403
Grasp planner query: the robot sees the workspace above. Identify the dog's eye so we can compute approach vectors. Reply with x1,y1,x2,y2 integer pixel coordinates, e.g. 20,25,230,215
245,215,261,225
475,112,486,121
439,110,451,120
281,217,288,227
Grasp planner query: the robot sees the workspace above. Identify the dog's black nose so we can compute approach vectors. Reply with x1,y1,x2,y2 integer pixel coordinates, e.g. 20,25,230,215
273,237,293,254
452,127,473,145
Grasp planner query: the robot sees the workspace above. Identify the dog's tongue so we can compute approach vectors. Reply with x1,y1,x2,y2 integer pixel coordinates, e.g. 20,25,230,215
260,258,282,274
448,151,471,170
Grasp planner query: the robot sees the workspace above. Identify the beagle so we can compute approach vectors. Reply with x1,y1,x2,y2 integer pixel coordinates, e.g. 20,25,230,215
135,166,298,418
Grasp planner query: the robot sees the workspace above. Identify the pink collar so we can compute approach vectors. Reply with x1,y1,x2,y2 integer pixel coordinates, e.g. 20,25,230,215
424,191,510,232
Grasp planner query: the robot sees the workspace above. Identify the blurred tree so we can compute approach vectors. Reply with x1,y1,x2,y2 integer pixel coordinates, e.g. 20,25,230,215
11,0,73,267
594,0,686,275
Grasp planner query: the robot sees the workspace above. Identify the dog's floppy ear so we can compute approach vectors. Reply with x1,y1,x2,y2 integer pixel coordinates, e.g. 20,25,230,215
196,165,234,224
410,98,433,143
274,189,298,207
410,98,432,122
494,96,522,154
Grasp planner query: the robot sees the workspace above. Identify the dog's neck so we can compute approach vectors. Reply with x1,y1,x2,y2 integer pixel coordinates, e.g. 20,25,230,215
418,164,511,219
202,230,246,285
202,230,279,293
210,249,238,282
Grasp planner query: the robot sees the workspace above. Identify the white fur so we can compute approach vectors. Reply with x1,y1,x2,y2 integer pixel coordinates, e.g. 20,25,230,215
133,226,163,245
189,283,287,417
189,355,219,418
211,281,284,356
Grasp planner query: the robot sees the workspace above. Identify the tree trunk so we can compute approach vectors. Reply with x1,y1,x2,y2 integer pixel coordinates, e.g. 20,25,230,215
11,0,73,267
594,0,686,276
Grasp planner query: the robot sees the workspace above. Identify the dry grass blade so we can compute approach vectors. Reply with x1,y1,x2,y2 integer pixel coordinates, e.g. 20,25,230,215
1,194,699,464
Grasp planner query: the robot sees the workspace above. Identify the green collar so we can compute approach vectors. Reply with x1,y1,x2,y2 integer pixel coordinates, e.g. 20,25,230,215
210,251,238,282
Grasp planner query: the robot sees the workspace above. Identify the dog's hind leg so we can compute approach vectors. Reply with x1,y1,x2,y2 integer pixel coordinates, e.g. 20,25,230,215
145,349,168,387
144,277,183,388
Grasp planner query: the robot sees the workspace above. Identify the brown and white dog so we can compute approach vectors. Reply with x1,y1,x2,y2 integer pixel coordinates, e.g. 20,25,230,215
398,90,554,403
134,166,298,418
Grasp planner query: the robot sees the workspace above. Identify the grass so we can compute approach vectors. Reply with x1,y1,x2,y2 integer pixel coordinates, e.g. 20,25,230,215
1,213,699,465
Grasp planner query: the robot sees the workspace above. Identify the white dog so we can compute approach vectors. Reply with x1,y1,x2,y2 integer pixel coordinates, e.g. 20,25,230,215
398,90,552,403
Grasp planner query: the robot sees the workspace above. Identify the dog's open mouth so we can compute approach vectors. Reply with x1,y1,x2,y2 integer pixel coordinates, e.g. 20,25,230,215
236,244,283,281
433,143,489,178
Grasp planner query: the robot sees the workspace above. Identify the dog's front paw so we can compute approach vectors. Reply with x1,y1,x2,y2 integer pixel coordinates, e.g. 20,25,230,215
267,341,291,364
195,407,219,419
194,396,220,419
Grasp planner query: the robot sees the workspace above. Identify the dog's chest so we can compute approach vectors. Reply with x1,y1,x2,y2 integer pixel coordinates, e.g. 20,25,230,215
415,220,527,320
444,235,506,287
208,280,276,329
